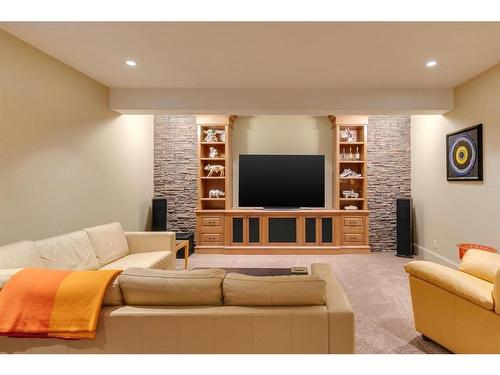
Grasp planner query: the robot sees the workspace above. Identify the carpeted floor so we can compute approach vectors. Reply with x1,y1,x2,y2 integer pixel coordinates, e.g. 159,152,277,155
176,251,450,354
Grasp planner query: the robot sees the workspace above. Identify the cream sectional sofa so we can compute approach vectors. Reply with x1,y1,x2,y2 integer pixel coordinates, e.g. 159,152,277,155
0,222,177,276
0,263,354,354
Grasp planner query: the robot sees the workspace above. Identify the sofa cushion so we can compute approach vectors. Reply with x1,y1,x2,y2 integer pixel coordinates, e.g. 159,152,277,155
99,251,173,271
405,260,494,310
35,230,100,270
102,275,123,306
460,249,500,283
119,267,226,306
84,223,129,267
0,241,43,269
0,269,22,291
223,273,327,306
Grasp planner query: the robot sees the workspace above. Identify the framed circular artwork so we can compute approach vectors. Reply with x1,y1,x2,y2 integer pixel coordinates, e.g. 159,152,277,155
446,124,483,181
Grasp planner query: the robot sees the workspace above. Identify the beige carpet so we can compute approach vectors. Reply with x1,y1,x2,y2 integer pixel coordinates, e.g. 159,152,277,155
176,251,450,354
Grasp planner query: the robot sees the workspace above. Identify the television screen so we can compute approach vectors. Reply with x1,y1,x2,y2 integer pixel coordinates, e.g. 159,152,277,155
239,154,325,208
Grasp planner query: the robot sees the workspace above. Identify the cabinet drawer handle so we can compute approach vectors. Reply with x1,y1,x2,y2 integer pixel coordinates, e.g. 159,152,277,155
208,220,217,226
208,236,217,241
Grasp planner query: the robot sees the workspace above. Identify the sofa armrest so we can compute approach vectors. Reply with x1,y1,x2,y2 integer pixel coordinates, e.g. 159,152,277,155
311,263,355,354
494,269,500,315
125,232,176,254
405,260,494,310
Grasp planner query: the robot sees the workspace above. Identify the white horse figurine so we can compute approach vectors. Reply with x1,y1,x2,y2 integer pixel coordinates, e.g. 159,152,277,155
204,164,225,177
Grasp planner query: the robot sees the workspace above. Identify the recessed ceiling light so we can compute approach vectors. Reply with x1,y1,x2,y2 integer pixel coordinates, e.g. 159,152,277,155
125,60,137,67
426,60,437,68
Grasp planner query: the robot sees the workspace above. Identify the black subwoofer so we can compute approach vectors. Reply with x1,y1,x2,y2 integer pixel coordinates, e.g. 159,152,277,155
152,198,167,231
396,198,413,258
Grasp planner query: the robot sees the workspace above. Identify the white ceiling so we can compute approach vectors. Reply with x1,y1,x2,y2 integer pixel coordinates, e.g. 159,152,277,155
2,22,500,90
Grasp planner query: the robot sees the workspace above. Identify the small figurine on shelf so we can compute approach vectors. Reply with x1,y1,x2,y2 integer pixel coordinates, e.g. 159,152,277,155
208,147,219,159
344,205,358,211
208,189,225,198
204,164,225,177
344,128,355,143
342,190,360,199
203,129,225,143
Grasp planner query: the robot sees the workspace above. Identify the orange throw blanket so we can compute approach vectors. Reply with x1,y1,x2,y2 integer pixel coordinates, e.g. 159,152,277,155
0,268,120,339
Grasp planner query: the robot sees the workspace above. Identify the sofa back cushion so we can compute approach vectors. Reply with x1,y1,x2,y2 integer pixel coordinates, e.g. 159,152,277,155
0,240,43,269
35,230,100,270
84,223,129,267
460,249,500,283
223,273,327,306
119,267,226,306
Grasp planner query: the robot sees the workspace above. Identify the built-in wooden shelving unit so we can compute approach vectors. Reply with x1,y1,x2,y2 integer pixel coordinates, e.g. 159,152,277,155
330,115,368,211
197,115,236,211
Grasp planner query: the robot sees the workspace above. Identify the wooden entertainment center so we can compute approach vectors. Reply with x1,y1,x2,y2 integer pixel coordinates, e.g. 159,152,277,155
195,115,370,254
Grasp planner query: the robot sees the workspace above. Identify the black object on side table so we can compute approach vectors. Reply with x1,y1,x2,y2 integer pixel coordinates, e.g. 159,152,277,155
175,231,195,258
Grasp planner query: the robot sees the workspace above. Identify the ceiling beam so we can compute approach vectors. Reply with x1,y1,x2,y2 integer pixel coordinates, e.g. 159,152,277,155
110,87,453,115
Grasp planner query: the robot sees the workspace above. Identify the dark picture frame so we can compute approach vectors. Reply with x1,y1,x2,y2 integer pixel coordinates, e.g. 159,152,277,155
446,124,483,181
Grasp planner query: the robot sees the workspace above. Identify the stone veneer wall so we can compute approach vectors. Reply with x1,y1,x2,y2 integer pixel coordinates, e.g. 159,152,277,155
154,115,197,232
154,115,411,251
367,116,411,252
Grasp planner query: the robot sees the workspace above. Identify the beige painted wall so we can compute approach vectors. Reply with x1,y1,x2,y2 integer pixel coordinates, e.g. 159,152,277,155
411,63,500,266
0,30,154,245
232,116,332,208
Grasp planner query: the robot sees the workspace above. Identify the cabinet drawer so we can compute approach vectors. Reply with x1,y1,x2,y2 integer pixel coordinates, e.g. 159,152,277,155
343,233,363,243
202,233,222,243
202,216,222,227
343,225,364,234
343,217,363,227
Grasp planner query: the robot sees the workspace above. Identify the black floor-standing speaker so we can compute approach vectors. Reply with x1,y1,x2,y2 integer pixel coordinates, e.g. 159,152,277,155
152,198,167,231
396,198,413,258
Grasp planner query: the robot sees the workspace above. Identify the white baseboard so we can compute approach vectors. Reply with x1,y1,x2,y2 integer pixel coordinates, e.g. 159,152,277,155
413,244,459,269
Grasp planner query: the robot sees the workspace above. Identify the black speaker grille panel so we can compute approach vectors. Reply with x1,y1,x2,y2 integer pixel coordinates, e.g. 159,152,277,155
268,218,296,243
305,218,316,243
152,198,167,231
321,218,333,243
396,198,413,257
232,218,244,243
249,218,260,243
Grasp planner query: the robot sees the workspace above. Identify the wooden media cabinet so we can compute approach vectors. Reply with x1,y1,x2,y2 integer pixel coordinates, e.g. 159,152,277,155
195,115,370,254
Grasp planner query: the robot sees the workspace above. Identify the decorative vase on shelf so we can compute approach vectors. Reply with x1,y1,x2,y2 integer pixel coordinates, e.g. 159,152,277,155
354,147,360,160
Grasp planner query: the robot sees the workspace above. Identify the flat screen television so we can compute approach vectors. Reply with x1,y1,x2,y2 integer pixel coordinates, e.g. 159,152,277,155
239,154,325,208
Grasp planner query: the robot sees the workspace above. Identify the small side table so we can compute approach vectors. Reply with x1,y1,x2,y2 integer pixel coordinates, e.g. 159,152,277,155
174,240,189,270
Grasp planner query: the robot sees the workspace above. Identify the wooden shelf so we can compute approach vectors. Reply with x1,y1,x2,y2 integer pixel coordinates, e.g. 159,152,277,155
197,115,235,212
332,116,368,213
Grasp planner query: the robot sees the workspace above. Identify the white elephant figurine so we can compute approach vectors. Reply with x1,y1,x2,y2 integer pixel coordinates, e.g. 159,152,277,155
204,164,225,177
209,189,225,198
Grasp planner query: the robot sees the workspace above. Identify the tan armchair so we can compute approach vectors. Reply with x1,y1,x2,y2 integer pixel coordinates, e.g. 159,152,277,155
405,249,500,353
